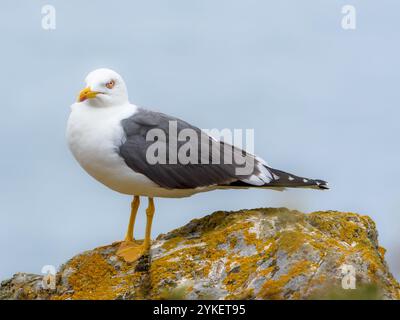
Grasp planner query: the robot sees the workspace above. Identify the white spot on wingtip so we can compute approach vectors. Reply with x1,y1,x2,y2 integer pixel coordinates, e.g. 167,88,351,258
303,179,308,183
288,176,294,181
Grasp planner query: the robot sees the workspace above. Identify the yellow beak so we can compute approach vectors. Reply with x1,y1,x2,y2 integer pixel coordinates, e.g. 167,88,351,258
78,87,99,102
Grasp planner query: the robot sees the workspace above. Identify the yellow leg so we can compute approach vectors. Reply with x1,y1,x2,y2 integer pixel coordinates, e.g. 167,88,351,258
125,195,140,241
117,196,141,260
143,197,155,250
117,197,155,262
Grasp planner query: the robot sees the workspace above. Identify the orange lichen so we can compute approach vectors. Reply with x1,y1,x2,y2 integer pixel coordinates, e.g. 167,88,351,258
223,255,260,293
55,252,119,300
307,211,375,246
378,246,386,259
260,260,315,299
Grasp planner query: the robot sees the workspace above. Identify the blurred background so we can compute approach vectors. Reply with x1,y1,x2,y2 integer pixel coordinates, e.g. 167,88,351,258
0,0,399,281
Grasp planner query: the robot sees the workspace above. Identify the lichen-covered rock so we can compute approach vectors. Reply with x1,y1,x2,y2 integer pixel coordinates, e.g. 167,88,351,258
1,208,399,300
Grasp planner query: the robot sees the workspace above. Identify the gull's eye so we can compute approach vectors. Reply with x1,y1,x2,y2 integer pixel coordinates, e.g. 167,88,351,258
106,80,115,89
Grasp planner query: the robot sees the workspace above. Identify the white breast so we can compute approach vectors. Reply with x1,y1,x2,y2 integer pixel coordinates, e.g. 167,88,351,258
66,102,155,194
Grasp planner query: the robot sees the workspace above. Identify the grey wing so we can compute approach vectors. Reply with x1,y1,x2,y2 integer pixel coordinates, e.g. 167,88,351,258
118,108,269,189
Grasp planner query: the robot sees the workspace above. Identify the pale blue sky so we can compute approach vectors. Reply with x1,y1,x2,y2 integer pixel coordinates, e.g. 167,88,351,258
1,0,399,281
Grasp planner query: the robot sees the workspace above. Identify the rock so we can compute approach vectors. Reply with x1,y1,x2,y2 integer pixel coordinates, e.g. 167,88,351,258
1,208,399,300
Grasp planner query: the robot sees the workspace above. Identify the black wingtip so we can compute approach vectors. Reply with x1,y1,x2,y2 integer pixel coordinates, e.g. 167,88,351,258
315,180,329,190
263,166,330,190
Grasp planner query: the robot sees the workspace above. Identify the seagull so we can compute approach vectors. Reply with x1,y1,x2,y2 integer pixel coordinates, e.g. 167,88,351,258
66,68,328,262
